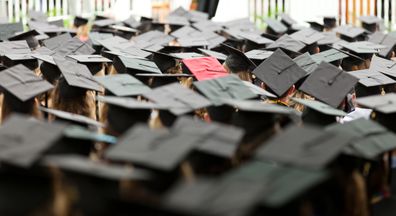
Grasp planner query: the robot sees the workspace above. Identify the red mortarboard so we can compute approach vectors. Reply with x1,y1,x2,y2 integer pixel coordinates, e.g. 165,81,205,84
182,56,229,81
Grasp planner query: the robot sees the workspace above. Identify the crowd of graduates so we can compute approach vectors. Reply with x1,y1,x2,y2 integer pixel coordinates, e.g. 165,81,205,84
1,5,396,216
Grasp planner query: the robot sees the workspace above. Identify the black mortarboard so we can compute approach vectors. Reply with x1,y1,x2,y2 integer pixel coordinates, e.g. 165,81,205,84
172,116,244,158
110,25,139,39
266,34,305,56
198,48,227,62
349,69,396,97
74,16,89,27
0,64,53,102
239,31,274,46
280,14,297,28
31,53,60,83
92,18,119,28
42,33,72,50
0,114,65,167
193,75,257,105
198,31,227,49
255,125,353,169
299,61,359,108
54,57,102,91
63,125,117,144
89,32,113,53
323,16,337,29
113,56,161,75
132,30,174,46
222,43,256,71
0,22,23,41
2,53,38,70
143,82,212,116
67,54,112,75
334,25,367,42
94,74,151,97
143,50,178,73
292,98,347,125
122,15,141,29
170,52,205,60
97,95,165,134
266,19,288,35
341,41,385,58
222,18,256,31
326,118,396,160
307,21,324,32
223,99,296,143
253,49,307,97
290,28,324,45
193,20,223,32
104,124,198,172
53,37,95,57
368,32,396,58
0,40,31,56
243,49,273,65
171,26,202,39
369,55,396,79
8,30,40,49
43,154,151,180
317,32,342,49
293,52,318,75
39,107,104,128
359,15,381,32
311,48,349,66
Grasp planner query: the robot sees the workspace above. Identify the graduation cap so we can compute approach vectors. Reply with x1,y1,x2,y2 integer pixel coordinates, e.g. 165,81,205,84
122,15,141,29
223,99,296,143
299,62,359,108
224,161,330,209
42,33,72,50
307,20,327,32
94,74,151,97
349,69,396,97
193,20,223,32
97,95,166,134
293,52,319,75
2,53,38,70
74,16,89,27
359,15,382,32
31,53,60,84
242,81,277,99
142,50,178,73
170,52,205,60
54,57,102,92
176,37,209,48
143,82,212,116
334,25,367,42
292,98,347,126
171,26,202,39
193,75,257,105
132,30,174,46
67,54,112,75
252,49,307,97
110,25,139,39
221,43,256,72
92,18,119,28
340,41,385,57
0,114,65,167
0,22,23,41
8,30,40,49
39,107,104,128
182,56,228,81
63,125,117,144
356,93,396,132
368,32,396,58
198,48,227,62
280,14,297,28
172,116,244,158
326,118,396,160
238,31,274,47
89,32,113,53
0,64,53,102
153,15,190,31
244,49,274,65
104,124,198,172
323,16,337,29
369,55,396,79
0,40,31,56
266,34,305,56
255,125,353,169
311,48,349,66
53,37,95,57
317,32,342,49
43,154,151,181
266,19,288,35
198,31,227,49
113,56,161,75
290,28,324,45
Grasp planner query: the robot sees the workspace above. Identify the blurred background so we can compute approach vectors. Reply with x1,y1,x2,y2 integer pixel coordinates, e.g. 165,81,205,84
1,0,395,30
